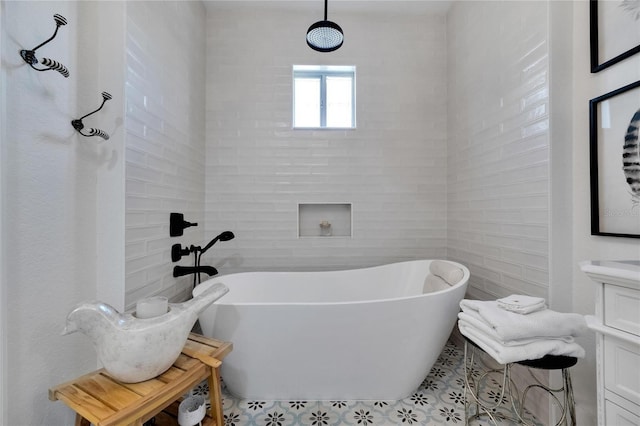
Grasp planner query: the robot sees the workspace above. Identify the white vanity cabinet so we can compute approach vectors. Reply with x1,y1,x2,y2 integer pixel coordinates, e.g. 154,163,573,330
581,260,640,426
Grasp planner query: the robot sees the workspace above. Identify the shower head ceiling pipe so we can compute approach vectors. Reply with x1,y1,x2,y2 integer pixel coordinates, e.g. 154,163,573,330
306,0,343,52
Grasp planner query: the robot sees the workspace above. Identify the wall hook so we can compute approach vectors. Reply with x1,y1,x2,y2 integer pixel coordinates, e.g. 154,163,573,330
20,14,70,78
71,92,112,140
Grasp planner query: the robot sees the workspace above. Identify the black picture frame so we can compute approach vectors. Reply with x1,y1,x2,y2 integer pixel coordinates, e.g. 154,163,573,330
590,0,640,73
589,80,640,238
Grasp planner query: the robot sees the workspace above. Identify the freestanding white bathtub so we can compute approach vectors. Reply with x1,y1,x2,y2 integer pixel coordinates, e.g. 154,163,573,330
193,259,469,401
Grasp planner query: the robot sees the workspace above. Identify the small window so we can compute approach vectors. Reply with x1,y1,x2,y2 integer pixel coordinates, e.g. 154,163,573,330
293,65,356,129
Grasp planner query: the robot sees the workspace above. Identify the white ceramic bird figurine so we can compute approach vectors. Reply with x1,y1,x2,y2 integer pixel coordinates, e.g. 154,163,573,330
63,283,229,383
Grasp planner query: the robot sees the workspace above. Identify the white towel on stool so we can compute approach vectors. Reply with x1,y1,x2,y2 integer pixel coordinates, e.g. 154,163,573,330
458,320,586,364
458,312,575,346
459,299,587,341
497,294,546,314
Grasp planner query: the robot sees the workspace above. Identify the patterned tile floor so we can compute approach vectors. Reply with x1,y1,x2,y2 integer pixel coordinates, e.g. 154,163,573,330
187,339,541,425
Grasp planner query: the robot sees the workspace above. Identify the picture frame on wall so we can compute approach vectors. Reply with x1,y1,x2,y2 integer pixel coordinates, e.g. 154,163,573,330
590,0,640,73
589,80,640,238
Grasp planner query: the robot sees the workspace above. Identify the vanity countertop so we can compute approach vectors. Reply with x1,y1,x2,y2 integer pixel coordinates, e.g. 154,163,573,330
580,260,640,288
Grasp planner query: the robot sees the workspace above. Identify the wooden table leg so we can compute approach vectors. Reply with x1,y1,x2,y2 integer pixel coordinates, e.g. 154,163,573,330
207,366,224,426
74,414,90,426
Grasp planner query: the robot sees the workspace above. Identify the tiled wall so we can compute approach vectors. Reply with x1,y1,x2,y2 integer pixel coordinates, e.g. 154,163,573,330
124,1,206,308
204,3,449,272
446,2,551,300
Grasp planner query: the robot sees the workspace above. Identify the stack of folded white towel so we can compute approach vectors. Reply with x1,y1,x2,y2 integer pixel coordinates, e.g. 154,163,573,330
458,295,587,364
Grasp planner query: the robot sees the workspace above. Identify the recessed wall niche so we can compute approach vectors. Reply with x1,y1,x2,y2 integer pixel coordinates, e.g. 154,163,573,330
298,203,352,238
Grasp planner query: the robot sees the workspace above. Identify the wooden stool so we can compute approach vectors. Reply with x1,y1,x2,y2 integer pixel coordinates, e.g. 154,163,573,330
463,337,577,426
49,333,232,426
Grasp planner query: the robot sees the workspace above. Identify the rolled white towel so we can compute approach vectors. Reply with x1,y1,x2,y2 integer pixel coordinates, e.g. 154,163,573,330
457,312,575,346
459,299,588,341
423,274,451,293
497,294,546,314
458,320,585,364
430,260,464,285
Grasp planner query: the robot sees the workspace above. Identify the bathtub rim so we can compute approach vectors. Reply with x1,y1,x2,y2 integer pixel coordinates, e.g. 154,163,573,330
193,259,470,307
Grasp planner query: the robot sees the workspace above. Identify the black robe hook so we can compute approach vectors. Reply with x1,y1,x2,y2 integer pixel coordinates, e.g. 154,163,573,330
72,92,112,141
20,14,70,78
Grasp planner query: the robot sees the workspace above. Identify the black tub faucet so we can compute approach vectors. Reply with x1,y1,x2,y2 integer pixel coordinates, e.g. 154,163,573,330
173,265,218,278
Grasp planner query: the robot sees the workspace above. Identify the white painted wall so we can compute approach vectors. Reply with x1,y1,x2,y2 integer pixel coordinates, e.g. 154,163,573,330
0,2,7,423
571,1,640,424
1,2,107,423
204,2,449,272
571,4,640,313
124,1,207,309
90,1,127,315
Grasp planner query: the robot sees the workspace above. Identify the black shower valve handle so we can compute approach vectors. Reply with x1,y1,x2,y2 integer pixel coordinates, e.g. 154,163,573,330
169,212,198,237
171,243,192,262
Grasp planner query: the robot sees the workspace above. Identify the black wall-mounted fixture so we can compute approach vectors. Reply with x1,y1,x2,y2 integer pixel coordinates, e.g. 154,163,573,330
20,14,70,78
170,213,198,237
306,0,343,52
171,231,235,263
173,265,218,278
71,92,112,140
171,230,234,288
171,243,192,262
200,231,235,255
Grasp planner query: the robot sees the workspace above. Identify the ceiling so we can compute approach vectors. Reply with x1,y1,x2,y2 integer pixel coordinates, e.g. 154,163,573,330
202,0,453,15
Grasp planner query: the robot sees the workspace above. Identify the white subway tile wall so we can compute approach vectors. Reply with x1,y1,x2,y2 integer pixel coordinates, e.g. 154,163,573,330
204,4,449,272
124,1,552,306
447,2,550,300
124,1,207,309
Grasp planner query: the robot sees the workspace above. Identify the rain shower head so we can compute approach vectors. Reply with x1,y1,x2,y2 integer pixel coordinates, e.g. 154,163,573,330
306,0,343,52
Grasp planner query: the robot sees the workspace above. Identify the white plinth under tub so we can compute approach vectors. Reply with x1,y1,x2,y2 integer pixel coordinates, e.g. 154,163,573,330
298,203,352,238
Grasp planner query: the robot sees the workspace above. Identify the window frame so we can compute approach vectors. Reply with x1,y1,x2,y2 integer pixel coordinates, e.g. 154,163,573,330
292,65,356,129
